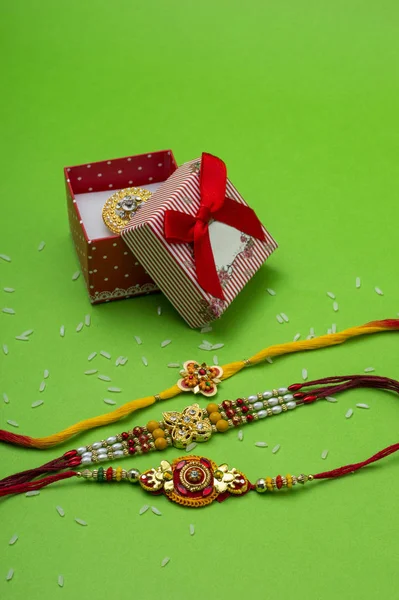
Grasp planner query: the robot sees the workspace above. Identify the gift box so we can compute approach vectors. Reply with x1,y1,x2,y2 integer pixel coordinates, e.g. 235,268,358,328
121,153,277,328
65,150,177,303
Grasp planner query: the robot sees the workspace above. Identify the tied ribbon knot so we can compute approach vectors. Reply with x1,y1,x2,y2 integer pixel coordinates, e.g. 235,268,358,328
164,152,266,300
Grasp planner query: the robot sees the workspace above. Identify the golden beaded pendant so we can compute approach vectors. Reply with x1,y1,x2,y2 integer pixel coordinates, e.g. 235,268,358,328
102,187,152,234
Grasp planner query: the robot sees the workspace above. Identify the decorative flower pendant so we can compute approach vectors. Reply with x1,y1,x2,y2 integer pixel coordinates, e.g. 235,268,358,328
177,360,223,397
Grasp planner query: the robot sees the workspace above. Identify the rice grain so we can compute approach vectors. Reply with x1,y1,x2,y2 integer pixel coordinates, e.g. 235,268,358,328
321,449,329,460
161,557,170,568
345,408,353,419
107,387,121,393
4,287,15,293
3,344,8,355
141,356,148,366
375,287,384,296
31,400,44,408
8,534,18,545
151,506,162,516
356,403,370,409
134,335,142,345
266,288,276,296
72,271,80,281
60,325,65,337
98,375,111,382
85,314,91,327
276,314,284,324
2,308,15,315
302,368,308,381
161,340,171,348
327,292,336,299
293,333,301,342
356,277,361,288
185,442,197,452
100,351,111,359
139,504,149,515
38,241,46,251
255,441,268,448
6,568,14,581
0,254,11,262
74,518,87,526
189,524,195,536
56,505,65,517
364,367,375,373
272,444,280,454
88,352,97,361
7,420,19,428
103,398,116,405
3,393,9,404
58,575,64,588
39,381,46,392
76,322,84,333
333,301,339,312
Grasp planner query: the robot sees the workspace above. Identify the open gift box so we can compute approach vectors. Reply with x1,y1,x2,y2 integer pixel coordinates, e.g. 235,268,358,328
65,150,177,303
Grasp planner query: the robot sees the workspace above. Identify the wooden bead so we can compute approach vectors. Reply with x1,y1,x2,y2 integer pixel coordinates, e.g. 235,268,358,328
206,403,219,414
155,437,168,450
146,420,160,433
216,419,229,432
152,428,166,439
209,412,222,424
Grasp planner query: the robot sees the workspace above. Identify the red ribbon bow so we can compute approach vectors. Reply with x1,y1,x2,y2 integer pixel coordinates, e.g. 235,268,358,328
164,152,265,300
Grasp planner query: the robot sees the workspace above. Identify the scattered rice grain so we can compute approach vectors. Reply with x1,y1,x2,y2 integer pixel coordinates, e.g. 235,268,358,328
58,575,64,588
151,506,162,516
7,420,19,428
25,491,40,497
161,340,171,348
272,444,280,454
43,369,49,379
74,518,87,526
108,387,121,393
364,367,375,373
238,430,244,441
3,393,9,404
309,327,315,336
345,408,353,419
39,381,46,392
333,301,339,312
356,277,361,289
332,323,337,334
157,306,162,316
356,403,370,409
213,355,218,365
139,504,149,515
72,271,80,281
60,325,65,337
293,333,301,342
142,356,148,366
38,241,46,252
76,322,84,333
276,314,284,324
15,335,29,341
98,375,111,382
212,343,224,350
0,254,11,262
186,442,197,452
56,505,65,517
167,362,180,368
280,312,289,323
100,351,111,359
115,356,123,366
88,352,97,361
327,328,332,334
161,557,170,568
201,325,212,333
255,441,268,448
326,396,338,403
302,368,308,381
3,344,8,355
31,400,44,408
85,369,98,375
321,449,329,460
6,568,14,581
8,534,18,545
134,335,142,345
4,287,15,293
375,287,384,296
266,288,276,296
85,314,91,327
189,524,195,536
327,292,336,299
104,398,116,405
2,308,15,315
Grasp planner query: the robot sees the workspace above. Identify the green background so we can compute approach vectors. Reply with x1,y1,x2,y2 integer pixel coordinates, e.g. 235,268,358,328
1,1,399,598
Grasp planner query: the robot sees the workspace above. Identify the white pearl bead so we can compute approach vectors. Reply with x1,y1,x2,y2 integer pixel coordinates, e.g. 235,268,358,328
81,457,92,465
77,447,87,455
253,401,263,410
81,452,92,460
106,436,117,444
257,410,268,418
113,450,124,457
96,449,107,456
268,398,278,406
272,405,282,414
112,443,122,450
247,395,258,403
286,401,297,410
278,387,288,394
262,390,273,399
92,441,103,450
98,454,108,461
283,394,294,401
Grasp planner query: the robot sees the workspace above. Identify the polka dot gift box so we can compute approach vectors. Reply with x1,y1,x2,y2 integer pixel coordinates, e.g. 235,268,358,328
65,150,178,304
121,152,277,328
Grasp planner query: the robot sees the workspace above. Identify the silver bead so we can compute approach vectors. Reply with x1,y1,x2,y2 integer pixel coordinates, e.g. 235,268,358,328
278,387,288,394
268,397,279,406
113,450,124,457
81,452,92,460
81,457,92,465
262,390,273,399
253,401,263,410
92,441,103,450
106,436,117,444
257,409,268,419
283,394,294,401
247,395,258,403
127,468,141,483
286,401,297,410
255,478,267,493
272,405,283,414
97,454,108,461
112,442,123,450
77,447,87,455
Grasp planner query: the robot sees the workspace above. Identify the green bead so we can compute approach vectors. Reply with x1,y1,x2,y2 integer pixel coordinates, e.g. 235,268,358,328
97,467,104,482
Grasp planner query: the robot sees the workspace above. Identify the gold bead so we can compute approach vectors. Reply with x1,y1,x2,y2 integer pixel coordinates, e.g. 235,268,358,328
243,358,251,366
282,404,288,412
272,389,278,397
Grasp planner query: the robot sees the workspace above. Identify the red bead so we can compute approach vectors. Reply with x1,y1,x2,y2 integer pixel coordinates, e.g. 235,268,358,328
288,383,302,391
226,408,235,418
199,368,206,375
128,447,136,455
222,400,232,409
133,427,143,437
241,405,249,414
63,449,78,458
121,432,129,440
128,438,135,446
141,443,150,453
303,395,317,404
106,467,113,481
276,475,283,489
69,457,82,467
236,398,244,406
139,434,148,444
189,375,193,379
246,414,254,422
293,392,304,399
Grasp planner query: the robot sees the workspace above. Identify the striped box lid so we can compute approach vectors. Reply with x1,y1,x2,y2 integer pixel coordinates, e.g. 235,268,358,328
121,157,277,328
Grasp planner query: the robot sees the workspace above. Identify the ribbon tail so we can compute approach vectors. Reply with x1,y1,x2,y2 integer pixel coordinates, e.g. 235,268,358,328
194,222,225,300
214,197,266,240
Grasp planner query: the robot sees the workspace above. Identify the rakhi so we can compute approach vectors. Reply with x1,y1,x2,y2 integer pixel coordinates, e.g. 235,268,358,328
1,318,399,450
1,373,398,493
1,445,398,505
